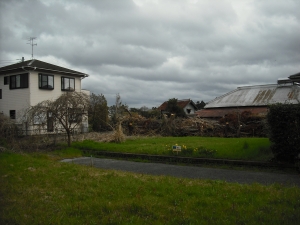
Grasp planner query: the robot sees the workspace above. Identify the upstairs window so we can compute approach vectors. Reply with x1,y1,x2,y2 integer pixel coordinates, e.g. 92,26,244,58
4,76,9,85
39,74,54,90
10,73,28,89
61,77,75,91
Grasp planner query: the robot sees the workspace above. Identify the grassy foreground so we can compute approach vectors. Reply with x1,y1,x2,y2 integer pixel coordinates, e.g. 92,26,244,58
73,137,272,161
1,152,300,225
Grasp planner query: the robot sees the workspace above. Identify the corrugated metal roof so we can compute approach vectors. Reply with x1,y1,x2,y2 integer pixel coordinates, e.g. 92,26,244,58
205,84,300,108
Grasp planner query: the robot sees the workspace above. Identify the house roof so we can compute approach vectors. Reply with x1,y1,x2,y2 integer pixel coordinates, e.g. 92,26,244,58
277,72,300,84
0,59,88,77
158,99,198,111
289,72,300,82
205,84,300,109
196,107,268,118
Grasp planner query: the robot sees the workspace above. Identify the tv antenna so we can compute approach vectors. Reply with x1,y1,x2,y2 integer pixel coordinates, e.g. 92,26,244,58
27,37,37,59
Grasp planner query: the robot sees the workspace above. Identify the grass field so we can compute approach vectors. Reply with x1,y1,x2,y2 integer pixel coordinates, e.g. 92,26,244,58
72,136,272,161
1,151,299,225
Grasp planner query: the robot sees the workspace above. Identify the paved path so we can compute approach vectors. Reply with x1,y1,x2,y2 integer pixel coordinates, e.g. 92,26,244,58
61,157,300,186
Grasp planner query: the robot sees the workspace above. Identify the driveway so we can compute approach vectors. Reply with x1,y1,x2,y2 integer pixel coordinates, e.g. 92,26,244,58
61,157,300,186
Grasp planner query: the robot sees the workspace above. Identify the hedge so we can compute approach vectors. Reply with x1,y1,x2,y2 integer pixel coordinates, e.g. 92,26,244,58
267,103,300,162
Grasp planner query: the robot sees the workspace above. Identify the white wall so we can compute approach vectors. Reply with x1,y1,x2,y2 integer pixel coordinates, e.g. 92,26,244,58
81,89,90,96
0,72,30,122
183,102,196,115
29,71,83,106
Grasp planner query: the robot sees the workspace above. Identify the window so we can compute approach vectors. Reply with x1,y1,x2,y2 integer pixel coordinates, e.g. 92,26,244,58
10,73,28,89
69,108,82,123
39,74,54,89
33,112,46,125
61,77,75,91
0,89,2,99
4,76,9,85
10,110,16,119
47,111,54,132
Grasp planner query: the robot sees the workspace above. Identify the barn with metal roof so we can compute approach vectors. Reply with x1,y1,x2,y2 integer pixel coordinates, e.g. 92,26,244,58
197,72,300,119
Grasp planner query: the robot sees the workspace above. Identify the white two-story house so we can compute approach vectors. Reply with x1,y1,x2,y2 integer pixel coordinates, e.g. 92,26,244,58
0,59,89,134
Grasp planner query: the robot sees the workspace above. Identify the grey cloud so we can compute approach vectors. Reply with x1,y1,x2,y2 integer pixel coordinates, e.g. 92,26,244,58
257,0,300,19
1,0,300,108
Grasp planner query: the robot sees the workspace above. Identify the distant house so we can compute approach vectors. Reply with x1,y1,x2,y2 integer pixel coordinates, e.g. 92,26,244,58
158,99,198,116
289,72,300,84
196,72,300,119
0,59,90,134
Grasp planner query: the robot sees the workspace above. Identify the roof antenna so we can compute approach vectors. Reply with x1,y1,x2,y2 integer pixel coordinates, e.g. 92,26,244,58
27,37,37,59
16,57,25,62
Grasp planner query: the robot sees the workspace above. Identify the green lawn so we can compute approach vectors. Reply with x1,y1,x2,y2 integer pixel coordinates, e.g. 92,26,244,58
0,152,299,225
72,136,272,161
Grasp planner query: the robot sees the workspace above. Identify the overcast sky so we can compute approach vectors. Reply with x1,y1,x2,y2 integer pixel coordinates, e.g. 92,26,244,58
1,0,299,108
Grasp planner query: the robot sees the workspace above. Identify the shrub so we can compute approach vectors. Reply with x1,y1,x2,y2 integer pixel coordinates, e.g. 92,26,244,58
267,103,300,162
0,114,19,149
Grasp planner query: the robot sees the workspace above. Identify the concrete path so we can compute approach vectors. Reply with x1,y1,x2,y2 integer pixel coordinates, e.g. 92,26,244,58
61,157,300,186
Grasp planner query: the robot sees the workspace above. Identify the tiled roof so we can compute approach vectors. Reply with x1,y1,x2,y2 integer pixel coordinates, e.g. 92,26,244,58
0,59,88,77
158,99,197,110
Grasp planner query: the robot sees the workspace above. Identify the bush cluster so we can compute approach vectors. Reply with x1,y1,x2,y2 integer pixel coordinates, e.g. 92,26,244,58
267,103,300,162
0,114,19,148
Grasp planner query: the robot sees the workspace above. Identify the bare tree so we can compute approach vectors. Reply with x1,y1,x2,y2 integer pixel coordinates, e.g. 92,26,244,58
109,93,128,126
111,93,126,143
24,92,89,146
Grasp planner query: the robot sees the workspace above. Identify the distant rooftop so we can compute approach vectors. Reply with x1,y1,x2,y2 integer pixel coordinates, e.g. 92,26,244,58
158,99,197,110
205,83,300,108
289,72,300,82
